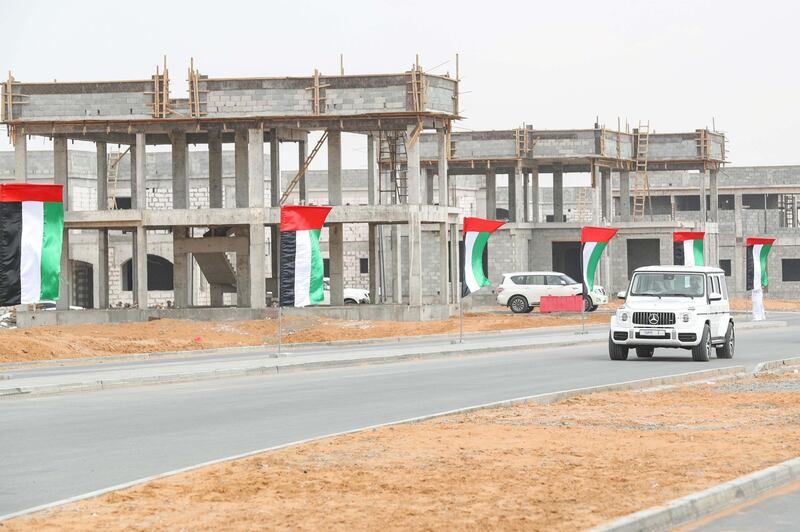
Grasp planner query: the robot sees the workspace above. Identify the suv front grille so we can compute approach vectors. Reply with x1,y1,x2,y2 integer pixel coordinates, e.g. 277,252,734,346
633,312,676,326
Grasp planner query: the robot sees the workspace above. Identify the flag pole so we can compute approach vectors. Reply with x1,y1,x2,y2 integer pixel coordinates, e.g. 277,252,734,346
459,281,464,344
277,302,283,356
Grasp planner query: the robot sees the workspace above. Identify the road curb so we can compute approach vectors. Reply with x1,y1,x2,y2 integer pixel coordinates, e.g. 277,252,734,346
593,456,800,532
0,319,785,371
753,355,800,374
0,365,745,523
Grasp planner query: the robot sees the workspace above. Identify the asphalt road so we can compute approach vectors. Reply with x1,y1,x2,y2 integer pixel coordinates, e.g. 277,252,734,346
2,314,799,519
691,482,800,531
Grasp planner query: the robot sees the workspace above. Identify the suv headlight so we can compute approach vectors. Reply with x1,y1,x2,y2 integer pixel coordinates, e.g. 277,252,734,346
620,312,628,322
681,312,690,323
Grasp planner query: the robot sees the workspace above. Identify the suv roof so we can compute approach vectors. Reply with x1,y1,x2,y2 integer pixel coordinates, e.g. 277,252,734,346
633,265,725,274
503,271,565,277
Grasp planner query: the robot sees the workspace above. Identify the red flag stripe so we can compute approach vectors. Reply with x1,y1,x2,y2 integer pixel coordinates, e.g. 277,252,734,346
581,226,618,243
280,205,332,232
746,237,775,246
673,231,704,242
463,217,505,234
0,183,63,203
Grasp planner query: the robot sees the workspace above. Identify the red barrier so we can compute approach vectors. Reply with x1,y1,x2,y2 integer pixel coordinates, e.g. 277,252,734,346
539,295,584,313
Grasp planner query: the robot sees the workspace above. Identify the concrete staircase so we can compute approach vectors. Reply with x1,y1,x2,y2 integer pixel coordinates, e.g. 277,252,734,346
194,252,237,293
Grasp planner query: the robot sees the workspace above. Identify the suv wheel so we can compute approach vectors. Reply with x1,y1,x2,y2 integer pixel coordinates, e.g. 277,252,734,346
608,333,629,360
692,323,711,362
716,322,735,359
509,295,529,314
635,347,654,358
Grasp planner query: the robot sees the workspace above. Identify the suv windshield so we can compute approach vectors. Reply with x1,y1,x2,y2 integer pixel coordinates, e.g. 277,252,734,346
630,272,705,298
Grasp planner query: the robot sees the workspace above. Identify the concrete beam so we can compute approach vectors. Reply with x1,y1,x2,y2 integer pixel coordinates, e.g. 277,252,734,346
553,163,564,223
234,129,249,208
171,132,188,209
437,128,448,208
54,136,70,310
132,133,146,209
486,168,496,219
270,134,280,207
96,142,108,210
208,128,223,208
328,129,342,205
174,236,249,255
14,125,27,182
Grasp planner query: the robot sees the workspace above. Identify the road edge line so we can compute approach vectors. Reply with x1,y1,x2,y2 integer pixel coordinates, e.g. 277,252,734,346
0,365,744,523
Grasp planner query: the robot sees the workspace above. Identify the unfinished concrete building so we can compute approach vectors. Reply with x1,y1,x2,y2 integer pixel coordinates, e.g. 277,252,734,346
2,61,460,325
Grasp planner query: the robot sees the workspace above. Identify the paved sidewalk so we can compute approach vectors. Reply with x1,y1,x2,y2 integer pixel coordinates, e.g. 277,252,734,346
0,320,784,398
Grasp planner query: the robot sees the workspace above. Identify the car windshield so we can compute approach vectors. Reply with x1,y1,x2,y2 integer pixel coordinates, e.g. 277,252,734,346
630,272,705,297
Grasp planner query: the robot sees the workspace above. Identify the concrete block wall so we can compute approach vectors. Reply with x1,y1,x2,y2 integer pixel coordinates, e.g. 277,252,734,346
647,134,699,160
602,130,634,159
424,75,458,115
9,81,154,121
530,130,596,158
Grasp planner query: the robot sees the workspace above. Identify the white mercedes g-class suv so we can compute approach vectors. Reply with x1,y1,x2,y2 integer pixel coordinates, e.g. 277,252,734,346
609,266,734,362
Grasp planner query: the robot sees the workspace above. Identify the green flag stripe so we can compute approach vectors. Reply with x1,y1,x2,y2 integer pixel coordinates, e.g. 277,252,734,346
470,231,491,288
693,239,704,266
308,229,324,304
585,242,606,292
760,244,772,287
40,201,63,300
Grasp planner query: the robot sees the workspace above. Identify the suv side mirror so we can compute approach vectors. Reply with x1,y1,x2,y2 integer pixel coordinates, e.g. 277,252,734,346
616,291,626,300
709,292,723,301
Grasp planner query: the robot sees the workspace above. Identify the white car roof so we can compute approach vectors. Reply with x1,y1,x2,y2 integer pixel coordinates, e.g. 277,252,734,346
503,271,565,277
633,265,725,274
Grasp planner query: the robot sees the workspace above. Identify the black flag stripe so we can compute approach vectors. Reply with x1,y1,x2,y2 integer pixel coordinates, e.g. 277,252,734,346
279,231,297,307
0,201,22,306
673,242,684,266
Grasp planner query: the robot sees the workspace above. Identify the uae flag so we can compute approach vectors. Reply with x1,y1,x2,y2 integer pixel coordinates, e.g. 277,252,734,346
746,237,775,291
0,184,64,306
673,231,705,266
279,205,332,307
461,217,505,297
581,226,618,295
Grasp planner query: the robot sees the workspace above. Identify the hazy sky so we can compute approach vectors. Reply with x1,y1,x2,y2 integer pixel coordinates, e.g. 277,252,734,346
3,0,798,170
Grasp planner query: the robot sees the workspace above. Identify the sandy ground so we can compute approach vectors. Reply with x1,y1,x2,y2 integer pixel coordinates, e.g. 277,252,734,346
0,311,610,364
6,372,800,531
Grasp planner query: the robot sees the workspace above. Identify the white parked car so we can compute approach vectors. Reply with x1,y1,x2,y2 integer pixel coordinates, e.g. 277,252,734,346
609,265,734,362
496,271,607,313
322,278,370,305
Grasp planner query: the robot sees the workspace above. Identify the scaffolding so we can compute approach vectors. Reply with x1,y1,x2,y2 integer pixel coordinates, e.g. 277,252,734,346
632,121,652,220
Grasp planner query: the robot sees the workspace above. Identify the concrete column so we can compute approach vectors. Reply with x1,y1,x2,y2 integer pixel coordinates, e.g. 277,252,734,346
132,133,146,210
406,124,421,205
298,139,308,204
236,226,250,307
438,223,449,303
96,142,108,210
601,167,612,223
171,132,188,209
249,128,265,208
523,171,530,222
329,224,344,306
172,228,190,308
408,209,423,306
14,126,27,182
733,193,744,296
234,129,249,208
270,227,279,292
249,223,266,308
210,286,224,307
54,136,71,310
449,223,460,304
699,169,708,225
270,133,280,207
425,168,435,205
133,228,148,309
619,171,631,221
794,195,799,229
531,167,540,223
327,129,342,205
709,168,719,223
591,163,601,225
327,128,344,305
486,168,496,219
97,229,109,309
368,223,380,303
553,163,564,223
208,128,223,208
367,134,378,205
510,163,524,222
437,129,449,208
391,225,403,303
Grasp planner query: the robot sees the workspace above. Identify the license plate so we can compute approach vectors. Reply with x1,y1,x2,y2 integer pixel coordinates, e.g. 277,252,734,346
640,329,667,337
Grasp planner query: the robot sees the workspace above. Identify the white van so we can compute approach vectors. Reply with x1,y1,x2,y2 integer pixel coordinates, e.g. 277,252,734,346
609,266,734,362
